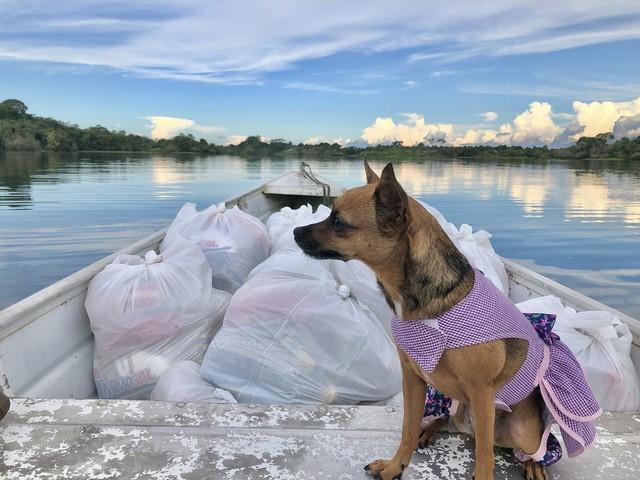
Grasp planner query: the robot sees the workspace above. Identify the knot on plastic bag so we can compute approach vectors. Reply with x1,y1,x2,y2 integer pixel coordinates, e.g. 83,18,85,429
216,202,227,213
458,224,474,240
144,250,163,265
337,284,351,299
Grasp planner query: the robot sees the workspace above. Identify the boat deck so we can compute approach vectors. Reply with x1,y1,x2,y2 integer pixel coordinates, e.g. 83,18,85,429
1,398,638,479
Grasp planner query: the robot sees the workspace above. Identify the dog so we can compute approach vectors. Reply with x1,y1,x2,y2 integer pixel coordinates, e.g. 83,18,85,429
294,161,600,480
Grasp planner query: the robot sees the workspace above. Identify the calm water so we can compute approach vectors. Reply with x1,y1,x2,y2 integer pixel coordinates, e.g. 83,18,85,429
1,152,640,318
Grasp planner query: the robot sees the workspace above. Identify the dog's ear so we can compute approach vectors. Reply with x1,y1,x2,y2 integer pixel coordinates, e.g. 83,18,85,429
364,160,379,184
375,163,408,233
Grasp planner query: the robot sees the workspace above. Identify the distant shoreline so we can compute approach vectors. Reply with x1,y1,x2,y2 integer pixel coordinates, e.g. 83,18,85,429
1,149,632,163
2,99,639,161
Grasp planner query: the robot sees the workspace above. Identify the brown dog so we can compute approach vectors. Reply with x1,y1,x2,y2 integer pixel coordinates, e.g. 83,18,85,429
294,162,547,480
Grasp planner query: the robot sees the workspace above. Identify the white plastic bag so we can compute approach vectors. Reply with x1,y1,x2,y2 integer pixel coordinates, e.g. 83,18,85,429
516,295,640,411
150,361,237,404
417,200,509,294
161,202,270,293
200,249,401,404
267,205,394,332
86,237,230,399
453,224,509,294
267,203,332,253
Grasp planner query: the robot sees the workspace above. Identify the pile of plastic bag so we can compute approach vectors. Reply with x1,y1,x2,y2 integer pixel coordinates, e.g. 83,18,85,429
85,237,230,399
85,197,640,411
161,202,270,293
516,295,640,411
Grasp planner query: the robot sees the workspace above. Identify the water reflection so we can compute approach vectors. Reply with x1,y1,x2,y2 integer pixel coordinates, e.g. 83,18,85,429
1,152,639,317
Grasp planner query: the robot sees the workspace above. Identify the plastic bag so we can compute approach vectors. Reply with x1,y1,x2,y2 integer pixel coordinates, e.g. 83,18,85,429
161,202,270,293
267,203,332,253
267,205,394,332
200,249,401,404
516,295,640,411
86,237,230,399
150,361,237,404
417,200,509,294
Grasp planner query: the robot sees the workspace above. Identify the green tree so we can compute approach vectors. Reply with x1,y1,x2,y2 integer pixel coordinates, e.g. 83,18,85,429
0,99,28,119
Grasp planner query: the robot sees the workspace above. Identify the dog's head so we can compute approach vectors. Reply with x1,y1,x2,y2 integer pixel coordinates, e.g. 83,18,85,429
294,161,409,267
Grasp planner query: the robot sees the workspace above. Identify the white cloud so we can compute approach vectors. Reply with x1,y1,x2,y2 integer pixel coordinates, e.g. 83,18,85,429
508,101,562,145
284,82,378,95
224,135,249,145
2,1,640,83
304,136,352,146
144,115,225,139
361,113,453,146
430,70,457,77
480,111,498,122
613,115,640,139
144,116,194,139
572,97,640,139
363,101,569,147
453,128,499,146
403,80,418,87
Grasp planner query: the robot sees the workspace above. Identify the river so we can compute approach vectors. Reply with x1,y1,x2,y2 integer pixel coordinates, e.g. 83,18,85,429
1,152,639,318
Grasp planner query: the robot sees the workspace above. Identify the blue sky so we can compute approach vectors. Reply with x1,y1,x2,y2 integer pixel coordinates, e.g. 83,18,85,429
1,0,640,146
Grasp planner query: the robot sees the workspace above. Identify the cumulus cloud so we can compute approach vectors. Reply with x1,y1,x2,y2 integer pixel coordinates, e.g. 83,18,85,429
3,1,640,83
480,111,498,122
508,102,563,145
144,115,226,140
362,102,572,147
361,113,453,146
613,115,640,139
571,97,640,139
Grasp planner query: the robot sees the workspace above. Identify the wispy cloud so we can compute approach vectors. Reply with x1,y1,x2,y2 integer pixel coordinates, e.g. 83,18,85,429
429,70,458,77
1,1,640,84
284,82,378,95
460,79,640,102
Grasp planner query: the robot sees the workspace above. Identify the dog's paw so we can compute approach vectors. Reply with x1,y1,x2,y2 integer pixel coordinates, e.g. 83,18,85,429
522,460,547,480
364,459,406,479
417,428,435,449
417,417,447,450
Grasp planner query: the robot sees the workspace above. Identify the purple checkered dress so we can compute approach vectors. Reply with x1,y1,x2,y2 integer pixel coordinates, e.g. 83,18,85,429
391,269,601,465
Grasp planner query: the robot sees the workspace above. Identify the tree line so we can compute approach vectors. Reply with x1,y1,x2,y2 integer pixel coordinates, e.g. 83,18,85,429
1,99,639,160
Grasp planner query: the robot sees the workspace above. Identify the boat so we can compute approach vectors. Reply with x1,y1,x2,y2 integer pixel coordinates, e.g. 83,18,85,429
1,163,639,479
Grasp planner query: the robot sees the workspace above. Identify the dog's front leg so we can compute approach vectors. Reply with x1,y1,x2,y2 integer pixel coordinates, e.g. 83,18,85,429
469,388,497,480
365,350,427,479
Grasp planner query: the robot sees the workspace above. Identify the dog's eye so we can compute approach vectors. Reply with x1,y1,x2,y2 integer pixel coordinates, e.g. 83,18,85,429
333,216,345,231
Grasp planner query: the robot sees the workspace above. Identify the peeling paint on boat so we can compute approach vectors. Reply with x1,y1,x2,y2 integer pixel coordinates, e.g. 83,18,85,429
1,399,639,479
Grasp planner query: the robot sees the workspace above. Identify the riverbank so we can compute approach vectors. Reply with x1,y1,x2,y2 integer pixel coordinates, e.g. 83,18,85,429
2,99,640,161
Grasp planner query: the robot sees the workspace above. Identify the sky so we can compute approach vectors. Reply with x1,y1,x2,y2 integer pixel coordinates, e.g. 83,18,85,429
1,0,640,147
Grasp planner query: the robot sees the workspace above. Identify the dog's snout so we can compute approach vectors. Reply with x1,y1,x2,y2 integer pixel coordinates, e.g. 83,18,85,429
293,226,304,241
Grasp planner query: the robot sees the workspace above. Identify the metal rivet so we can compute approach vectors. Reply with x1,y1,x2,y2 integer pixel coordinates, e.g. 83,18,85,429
176,402,187,408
